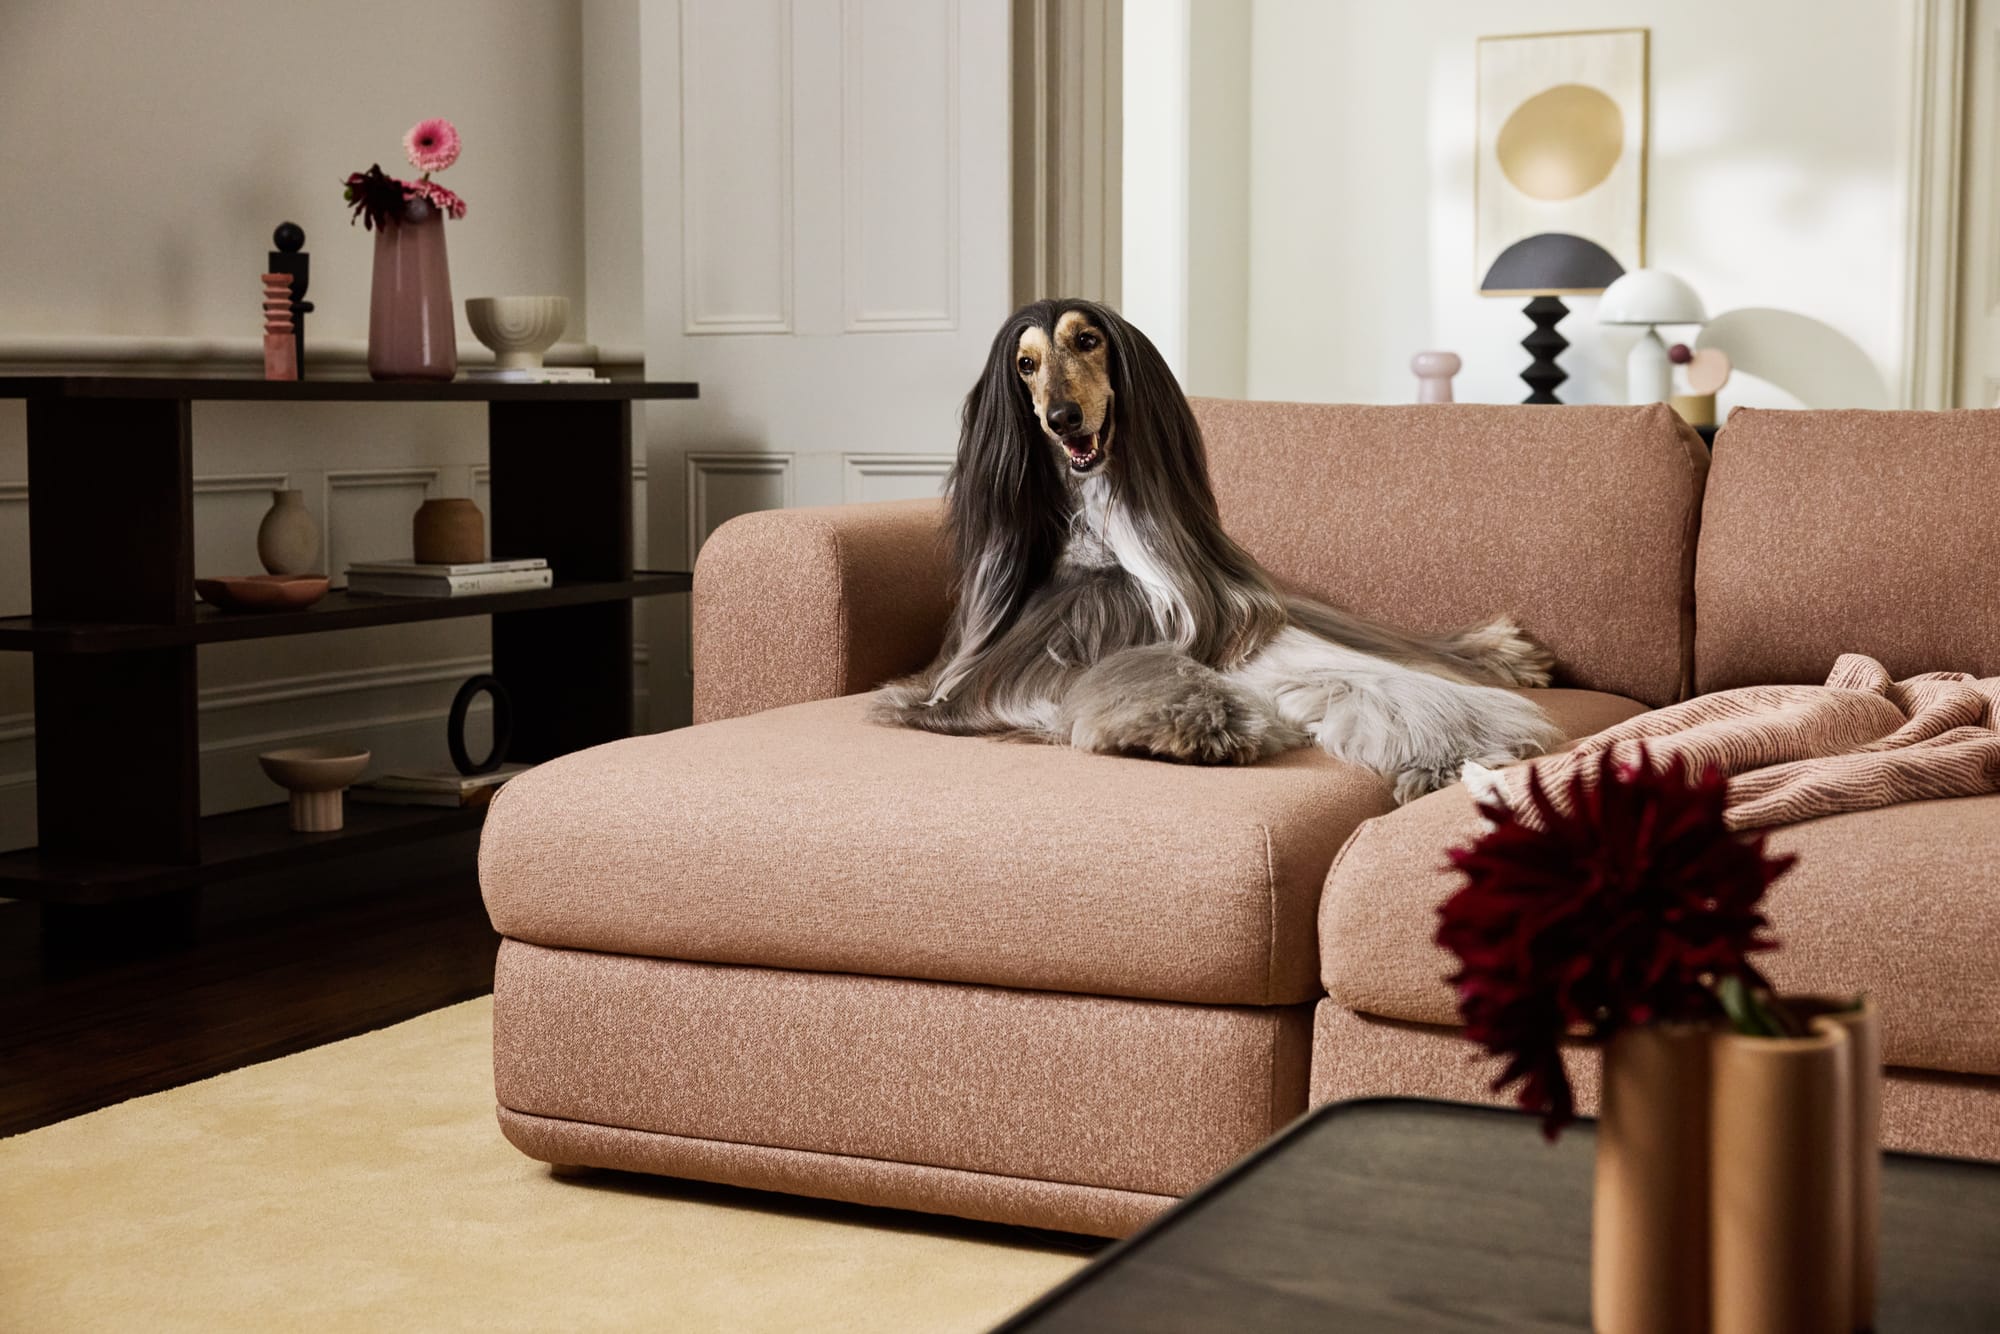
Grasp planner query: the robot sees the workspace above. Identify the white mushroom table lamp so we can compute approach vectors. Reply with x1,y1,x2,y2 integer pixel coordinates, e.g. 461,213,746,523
1598,270,1706,405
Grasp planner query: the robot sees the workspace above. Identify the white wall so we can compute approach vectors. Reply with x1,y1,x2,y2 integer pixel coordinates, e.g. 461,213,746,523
0,0,603,849
1121,0,1252,397
1243,0,1917,409
1121,0,1191,379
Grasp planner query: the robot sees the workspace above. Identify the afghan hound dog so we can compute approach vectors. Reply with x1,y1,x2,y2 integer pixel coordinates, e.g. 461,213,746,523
873,298,1563,802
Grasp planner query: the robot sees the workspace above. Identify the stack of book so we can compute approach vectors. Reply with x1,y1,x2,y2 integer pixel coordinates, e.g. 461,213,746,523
350,763,533,809
462,366,610,385
346,558,551,598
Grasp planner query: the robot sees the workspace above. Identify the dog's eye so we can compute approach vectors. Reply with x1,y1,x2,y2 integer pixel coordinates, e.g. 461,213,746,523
1076,331,1100,352
1017,356,1036,375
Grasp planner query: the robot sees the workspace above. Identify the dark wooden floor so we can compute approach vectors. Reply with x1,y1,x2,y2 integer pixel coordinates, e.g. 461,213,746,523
0,832,499,1137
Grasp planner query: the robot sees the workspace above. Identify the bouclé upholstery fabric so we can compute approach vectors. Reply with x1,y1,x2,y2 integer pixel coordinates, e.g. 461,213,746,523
497,1110,1175,1238
491,942,1310,1214
1194,399,1708,708
1319,784,2000,1077
692,498,950,724
1696,408,2000,693
1309,1003,2000,1162
480,689,1647,1007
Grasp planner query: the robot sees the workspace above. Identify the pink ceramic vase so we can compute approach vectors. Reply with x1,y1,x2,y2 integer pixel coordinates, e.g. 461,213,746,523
368,213,457,382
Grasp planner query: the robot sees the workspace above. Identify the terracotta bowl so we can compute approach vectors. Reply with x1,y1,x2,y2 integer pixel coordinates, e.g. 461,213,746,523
196,574,329,612
258,745,371,832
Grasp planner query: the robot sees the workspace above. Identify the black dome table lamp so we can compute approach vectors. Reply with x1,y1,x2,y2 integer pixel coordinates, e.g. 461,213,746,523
1480,233,1624,404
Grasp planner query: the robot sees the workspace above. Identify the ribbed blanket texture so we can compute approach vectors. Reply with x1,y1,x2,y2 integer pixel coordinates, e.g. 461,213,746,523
1504,655,2000,830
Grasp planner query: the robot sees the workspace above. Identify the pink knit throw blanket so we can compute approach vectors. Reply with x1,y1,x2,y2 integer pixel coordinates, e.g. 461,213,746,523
1502,655,2000,830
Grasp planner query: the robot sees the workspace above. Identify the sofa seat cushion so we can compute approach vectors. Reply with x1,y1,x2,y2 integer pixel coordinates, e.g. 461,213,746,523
1320,788,2000,1076
481,689,1645,1007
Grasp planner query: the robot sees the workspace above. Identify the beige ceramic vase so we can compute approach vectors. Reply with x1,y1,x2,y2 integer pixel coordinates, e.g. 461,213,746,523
412,498,484,565
1709,1019,1855,1334
256,489,321,576
1592,1024,1715,1334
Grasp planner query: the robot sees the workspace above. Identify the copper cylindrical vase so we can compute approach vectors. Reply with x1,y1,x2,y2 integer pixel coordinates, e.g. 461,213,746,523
1710,1021,1854,1334
1809,999,1880,1330
1592,1024,1714,1334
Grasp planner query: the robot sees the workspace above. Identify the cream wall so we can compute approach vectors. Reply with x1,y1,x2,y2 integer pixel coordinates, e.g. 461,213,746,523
1243,0,1917,409
0,0,602,849
1120,0,1251,397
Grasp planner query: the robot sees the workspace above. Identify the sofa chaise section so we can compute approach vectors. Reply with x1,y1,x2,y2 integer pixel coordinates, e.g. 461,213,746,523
481,401,1709,1235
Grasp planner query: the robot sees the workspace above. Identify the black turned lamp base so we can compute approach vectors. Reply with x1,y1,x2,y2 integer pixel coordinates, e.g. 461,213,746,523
1520,295,1569,405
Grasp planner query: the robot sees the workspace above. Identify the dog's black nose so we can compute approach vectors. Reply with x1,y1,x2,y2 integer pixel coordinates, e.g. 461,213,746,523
1047,401,1083,435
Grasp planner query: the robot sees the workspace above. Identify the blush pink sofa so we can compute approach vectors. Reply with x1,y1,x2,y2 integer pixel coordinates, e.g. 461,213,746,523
1311,407,2000,1161
478,401,1996,1239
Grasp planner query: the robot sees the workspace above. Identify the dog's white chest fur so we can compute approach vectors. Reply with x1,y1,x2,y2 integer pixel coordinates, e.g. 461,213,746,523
1061,475,1195,647
1061,476,1119,569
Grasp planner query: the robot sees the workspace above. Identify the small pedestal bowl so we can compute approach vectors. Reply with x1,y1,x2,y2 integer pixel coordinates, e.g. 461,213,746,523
465,296,570,371
258,745,371,832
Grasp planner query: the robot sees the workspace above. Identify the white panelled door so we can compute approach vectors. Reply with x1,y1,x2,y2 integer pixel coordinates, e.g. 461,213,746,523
637,0,1010,726
1958,0,2000,407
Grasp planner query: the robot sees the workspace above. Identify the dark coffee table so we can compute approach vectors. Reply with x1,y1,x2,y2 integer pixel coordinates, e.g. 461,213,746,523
995,1098,2000,1332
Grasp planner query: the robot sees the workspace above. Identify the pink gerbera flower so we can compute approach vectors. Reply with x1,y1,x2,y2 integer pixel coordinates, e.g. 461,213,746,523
404,118,461,173
411,179,467,221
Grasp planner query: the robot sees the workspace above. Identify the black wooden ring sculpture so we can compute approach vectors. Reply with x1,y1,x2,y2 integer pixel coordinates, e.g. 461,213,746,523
448,674,514,776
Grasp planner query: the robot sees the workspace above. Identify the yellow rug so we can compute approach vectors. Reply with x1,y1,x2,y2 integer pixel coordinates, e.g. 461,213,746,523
0,998,1087,1332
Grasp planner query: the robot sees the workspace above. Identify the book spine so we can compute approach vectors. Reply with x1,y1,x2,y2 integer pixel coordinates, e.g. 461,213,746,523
348,569,554,597
347,558,548,576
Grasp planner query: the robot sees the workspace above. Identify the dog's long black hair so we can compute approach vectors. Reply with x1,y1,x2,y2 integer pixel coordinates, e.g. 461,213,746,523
939,298,1286,684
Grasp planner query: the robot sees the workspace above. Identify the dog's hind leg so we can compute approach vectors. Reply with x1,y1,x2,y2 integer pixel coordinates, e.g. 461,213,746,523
1065,646,1300,764
1440,615,1555,688
1234,627,1562,801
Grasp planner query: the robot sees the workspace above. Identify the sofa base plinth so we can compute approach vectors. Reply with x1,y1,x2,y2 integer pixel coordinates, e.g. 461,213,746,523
497,1107,1174,1238
1310,1001,2000,1161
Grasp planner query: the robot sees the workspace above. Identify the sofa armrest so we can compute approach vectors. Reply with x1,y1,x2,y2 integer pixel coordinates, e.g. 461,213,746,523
692,497,951,723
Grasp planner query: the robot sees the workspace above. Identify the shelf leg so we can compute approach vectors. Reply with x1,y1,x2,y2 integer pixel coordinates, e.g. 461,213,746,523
26,396,201,871
488,399,638,759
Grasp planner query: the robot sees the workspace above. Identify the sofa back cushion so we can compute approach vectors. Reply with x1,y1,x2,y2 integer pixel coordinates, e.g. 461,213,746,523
1191,399,1708,708
1695,408,2000,693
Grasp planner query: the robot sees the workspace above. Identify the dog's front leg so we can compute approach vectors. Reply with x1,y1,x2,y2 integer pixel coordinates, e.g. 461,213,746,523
1064,646,1297,764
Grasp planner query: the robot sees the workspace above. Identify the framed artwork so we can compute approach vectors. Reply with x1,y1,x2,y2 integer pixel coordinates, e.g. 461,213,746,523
1476,28,1647,295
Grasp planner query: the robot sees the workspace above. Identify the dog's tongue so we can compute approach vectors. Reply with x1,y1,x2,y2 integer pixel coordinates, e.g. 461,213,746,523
1065,432,1096,459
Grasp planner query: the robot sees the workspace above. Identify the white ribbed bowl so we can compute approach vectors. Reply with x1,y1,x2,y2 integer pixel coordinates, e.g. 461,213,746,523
465,296,570,370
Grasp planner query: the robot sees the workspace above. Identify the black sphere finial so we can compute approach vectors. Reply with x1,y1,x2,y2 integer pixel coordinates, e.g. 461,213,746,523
273,222,305,252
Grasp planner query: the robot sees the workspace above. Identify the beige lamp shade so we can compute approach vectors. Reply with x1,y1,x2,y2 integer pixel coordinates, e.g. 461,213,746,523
1598,270,1707,326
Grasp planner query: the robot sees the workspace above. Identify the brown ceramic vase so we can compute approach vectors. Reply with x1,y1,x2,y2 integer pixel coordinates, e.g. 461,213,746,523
1709,1019,1855,1334
1591,1023,1714,1334
412,498,484,565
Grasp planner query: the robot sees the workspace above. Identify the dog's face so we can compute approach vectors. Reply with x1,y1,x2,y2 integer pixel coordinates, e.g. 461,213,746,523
1016,310,1115,478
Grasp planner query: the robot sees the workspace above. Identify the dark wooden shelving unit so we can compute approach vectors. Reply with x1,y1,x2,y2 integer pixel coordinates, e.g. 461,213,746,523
0,572,690,652
0,375,698,915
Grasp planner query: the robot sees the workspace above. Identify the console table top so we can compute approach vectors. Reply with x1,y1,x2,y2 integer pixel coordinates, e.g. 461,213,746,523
0,376,698,403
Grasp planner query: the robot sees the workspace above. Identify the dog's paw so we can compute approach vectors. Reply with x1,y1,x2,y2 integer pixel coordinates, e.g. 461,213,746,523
1390,763,1461,804
867,681,933,726
1147,688,1277,765
1454,616,1556,688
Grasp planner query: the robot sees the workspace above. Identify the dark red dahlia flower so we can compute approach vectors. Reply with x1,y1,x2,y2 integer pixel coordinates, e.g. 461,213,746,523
342,165,412,231
1435,745,1793,1138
